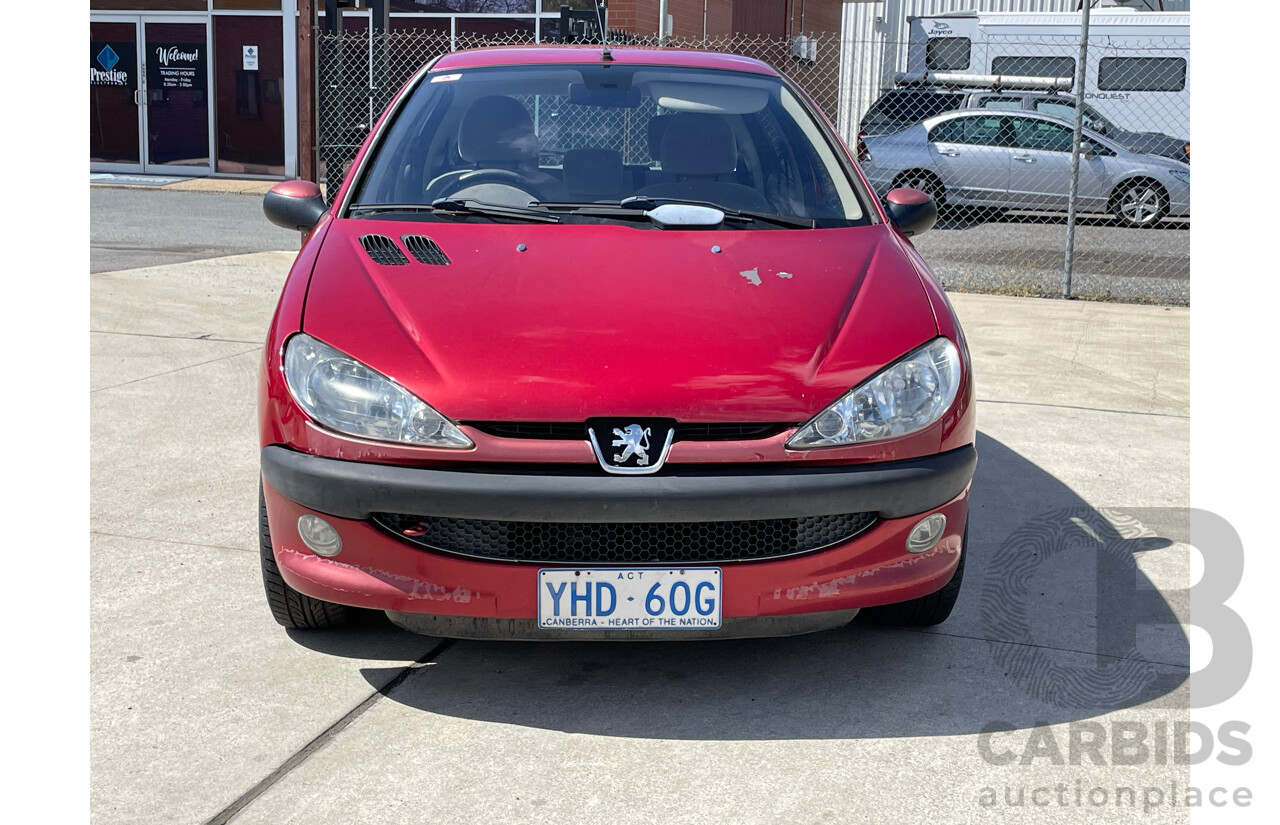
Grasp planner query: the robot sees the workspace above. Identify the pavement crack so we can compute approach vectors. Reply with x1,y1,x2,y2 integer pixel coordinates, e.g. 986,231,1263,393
975,398,1188,419
91,329,262,345
204,639,455,825
91,347,261,393
89,530,252,554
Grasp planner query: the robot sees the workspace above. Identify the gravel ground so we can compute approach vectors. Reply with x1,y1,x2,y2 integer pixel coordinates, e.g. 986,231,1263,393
913,209,1190,305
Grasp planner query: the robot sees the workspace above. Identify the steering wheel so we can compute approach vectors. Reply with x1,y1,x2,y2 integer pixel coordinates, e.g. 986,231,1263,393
425,168,549,204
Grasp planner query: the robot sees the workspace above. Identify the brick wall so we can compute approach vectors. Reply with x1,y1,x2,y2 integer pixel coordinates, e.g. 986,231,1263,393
608,1,844,39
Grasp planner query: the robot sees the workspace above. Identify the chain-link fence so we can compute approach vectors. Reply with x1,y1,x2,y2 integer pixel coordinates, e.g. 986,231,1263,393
315,27,1189,304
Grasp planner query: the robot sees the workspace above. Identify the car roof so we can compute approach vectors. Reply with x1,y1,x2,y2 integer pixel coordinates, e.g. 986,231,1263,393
431,45,779,76
885,87,1069,97
923,109,1073,128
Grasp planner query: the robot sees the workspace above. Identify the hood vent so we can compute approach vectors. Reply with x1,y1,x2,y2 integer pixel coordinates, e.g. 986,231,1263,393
402,235,451,266
360,234,409,266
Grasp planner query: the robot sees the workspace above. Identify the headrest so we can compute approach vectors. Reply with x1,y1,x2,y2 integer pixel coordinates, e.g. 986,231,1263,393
458,96,538,164
562,148,624,195
647,115,677,160
659,115,737,176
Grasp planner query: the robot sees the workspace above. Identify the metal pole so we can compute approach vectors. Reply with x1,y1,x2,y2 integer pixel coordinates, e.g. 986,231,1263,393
1063,0,1092,299
298,0,316,182
370,0,390,122
659,0,669,43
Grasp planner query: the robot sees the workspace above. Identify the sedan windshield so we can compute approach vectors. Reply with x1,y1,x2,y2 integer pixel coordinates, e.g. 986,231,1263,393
350,63,867,227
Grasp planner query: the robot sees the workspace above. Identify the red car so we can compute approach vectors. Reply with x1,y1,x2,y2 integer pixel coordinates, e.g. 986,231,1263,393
259,45,975,640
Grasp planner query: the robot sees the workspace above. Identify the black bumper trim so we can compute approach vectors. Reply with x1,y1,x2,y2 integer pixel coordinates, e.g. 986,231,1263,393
385,611,861,640
261,444,975,523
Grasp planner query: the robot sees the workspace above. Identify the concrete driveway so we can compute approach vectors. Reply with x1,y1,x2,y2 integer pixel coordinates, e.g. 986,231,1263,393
91,248,1190,824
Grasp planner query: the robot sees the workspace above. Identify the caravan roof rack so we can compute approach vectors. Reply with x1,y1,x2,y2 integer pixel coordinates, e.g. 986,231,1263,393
894,71,1073,91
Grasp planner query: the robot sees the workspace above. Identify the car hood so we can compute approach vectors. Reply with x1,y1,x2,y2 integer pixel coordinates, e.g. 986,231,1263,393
300,220,938,422
1108,129,1188,161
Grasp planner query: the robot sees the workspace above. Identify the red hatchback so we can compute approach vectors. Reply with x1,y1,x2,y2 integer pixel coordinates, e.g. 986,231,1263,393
259,46,975,639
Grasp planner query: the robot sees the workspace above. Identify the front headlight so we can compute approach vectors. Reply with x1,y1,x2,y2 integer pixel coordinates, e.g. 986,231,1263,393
283,333,473,449
787,338,962,449
1169,168,1190,184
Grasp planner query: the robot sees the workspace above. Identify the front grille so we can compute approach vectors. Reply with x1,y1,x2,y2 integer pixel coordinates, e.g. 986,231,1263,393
468,422,586,439
465,422,790,441
371,512,878,564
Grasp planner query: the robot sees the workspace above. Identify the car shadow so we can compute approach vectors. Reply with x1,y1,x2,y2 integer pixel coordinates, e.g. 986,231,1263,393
292,432,1189,740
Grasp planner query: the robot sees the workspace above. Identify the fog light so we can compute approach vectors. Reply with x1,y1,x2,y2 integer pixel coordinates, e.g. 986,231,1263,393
298,515,342,557
906,513,946,554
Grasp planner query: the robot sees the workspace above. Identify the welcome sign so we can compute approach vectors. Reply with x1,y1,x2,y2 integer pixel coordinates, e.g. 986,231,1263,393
147,42,206,92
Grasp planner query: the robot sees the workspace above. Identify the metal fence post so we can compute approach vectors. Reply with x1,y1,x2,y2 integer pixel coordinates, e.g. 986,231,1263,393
370,0,391,128
1063,0,1093,299
319,0,345,200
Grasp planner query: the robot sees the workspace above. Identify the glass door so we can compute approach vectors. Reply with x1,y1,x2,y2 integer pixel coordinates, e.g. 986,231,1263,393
141,19,211,173
91,19,143,171
91,16,212,175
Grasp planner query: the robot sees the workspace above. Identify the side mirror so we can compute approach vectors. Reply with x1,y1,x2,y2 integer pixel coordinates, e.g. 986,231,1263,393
1081,142,1097,160
884,187,938,238
264,180,327,232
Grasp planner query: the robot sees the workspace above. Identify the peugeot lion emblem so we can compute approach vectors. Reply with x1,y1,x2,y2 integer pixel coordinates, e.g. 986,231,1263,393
587,420,676,475
612,424,651,466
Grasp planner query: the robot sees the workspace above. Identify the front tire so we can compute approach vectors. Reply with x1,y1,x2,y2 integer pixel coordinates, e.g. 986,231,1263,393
259,483,355,629
859,525,967,627
1111,179,1168,228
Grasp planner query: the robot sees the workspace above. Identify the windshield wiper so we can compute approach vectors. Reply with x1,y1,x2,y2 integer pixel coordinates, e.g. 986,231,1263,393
348,199,560,223
530,198,816,229
622,197,818,229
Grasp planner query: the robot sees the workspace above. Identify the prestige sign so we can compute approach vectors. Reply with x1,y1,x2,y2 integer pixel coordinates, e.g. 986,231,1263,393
90,41,136,90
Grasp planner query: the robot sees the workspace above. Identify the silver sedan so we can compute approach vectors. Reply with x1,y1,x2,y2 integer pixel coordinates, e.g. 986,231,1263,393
859,110,1189,227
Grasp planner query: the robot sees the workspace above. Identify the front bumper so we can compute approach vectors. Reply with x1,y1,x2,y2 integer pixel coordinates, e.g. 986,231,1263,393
261,444,975,628
261,444,975,523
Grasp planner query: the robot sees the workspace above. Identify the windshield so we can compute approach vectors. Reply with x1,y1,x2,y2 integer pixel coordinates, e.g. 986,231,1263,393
1034,97,1116,134
350,63,867,227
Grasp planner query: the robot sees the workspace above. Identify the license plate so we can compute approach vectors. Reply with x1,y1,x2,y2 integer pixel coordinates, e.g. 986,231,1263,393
538,568,722,630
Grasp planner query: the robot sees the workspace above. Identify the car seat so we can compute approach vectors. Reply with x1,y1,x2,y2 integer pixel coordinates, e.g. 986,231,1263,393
635,114,772,212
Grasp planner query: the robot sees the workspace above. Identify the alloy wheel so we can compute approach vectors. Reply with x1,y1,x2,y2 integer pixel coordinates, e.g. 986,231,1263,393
1118,182,1166,227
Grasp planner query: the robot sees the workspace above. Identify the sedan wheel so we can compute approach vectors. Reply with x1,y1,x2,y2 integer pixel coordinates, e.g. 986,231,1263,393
893,170,945,206
1113,180,1168,228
